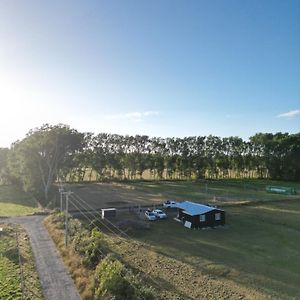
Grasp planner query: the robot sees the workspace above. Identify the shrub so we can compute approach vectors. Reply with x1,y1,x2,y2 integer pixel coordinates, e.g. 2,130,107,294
93,257,134,300
68,218,83,237
93,257,156,300
51,212,65,229
73,228,106,268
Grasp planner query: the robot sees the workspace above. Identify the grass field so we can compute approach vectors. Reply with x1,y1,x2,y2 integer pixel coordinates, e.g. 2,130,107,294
0,224,43,300
63,179,300,299
133,199,300,299
0,185,40,216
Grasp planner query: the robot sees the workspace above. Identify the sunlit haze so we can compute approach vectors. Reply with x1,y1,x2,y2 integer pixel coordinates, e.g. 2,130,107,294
0,0,299,147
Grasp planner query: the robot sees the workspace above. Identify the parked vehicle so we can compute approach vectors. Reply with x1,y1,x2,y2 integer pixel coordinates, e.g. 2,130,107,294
145,210,157,221
163,200,178,208
153,209,167,219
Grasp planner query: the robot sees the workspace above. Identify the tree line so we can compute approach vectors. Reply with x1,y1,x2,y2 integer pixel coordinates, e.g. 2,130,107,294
0,124,299,203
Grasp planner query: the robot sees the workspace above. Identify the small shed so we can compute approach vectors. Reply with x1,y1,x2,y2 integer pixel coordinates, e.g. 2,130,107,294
176,201,225,229
101,208,116,219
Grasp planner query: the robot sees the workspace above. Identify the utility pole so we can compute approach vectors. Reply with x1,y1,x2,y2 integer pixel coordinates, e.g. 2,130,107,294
62,191,72,247
58,187,64,212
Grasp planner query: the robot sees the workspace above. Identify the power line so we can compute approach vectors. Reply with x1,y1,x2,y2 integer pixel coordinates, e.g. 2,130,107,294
69,195,134,257
59,185,171,294
70,195,124,239
67,198,106,258
69,192,167,291
69,197,143,264
71,192,134,241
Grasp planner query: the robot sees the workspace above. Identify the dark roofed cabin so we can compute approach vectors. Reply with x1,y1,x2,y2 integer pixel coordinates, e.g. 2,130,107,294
176,201,225,229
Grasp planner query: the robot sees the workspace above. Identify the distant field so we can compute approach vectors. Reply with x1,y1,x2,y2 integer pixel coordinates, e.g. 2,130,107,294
64,179,300,211
127,179,300,204
0,185,40,216
0,224,43,299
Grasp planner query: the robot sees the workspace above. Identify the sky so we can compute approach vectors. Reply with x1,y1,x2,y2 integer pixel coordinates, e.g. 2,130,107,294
0,0,299,147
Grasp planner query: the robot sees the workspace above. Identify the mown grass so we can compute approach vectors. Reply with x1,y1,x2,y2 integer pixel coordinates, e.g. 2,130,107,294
0,185,40,216
132,199,300,299
0,224,43,300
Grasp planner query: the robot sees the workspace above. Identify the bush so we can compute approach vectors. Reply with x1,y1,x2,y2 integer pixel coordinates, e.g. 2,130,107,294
93,257,156,300
93,257,134,300
51,212,65,229
68,218,83,237
73,228,106,268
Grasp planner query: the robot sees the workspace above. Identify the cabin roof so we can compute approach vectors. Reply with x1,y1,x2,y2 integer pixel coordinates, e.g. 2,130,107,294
176,201,222,216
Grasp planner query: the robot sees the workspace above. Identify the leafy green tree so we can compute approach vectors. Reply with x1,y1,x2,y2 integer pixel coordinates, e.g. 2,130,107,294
7,124,84,203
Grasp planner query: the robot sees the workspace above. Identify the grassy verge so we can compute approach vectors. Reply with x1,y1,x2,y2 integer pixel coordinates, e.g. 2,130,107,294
0,185,40,216
0,223,43,300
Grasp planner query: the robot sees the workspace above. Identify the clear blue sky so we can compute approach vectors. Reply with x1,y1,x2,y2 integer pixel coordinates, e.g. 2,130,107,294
0,0,299,147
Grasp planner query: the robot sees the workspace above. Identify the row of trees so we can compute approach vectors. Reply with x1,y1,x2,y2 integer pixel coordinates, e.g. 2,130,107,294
0,124,299,203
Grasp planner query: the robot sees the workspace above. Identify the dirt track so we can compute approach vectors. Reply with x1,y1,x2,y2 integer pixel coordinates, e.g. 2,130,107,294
0,215,81,300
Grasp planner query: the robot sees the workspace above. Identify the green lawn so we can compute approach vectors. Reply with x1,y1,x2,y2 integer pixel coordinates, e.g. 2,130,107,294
0,224,43,300
136,199,300,299
0,185,40,216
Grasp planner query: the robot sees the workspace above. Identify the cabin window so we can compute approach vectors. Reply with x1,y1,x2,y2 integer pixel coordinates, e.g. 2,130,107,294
199,214,206,222
215,213,221,221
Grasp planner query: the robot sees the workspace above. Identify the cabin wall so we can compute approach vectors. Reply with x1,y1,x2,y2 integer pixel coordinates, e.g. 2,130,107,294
179,209,225,228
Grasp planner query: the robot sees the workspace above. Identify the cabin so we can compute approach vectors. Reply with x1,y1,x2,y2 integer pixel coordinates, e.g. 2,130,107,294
175,201,225,229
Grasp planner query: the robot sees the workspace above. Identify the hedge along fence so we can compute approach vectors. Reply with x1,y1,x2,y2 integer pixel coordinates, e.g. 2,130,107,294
48,212,156,300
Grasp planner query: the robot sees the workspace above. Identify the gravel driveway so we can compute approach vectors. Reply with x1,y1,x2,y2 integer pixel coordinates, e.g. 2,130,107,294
0,215,81,300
